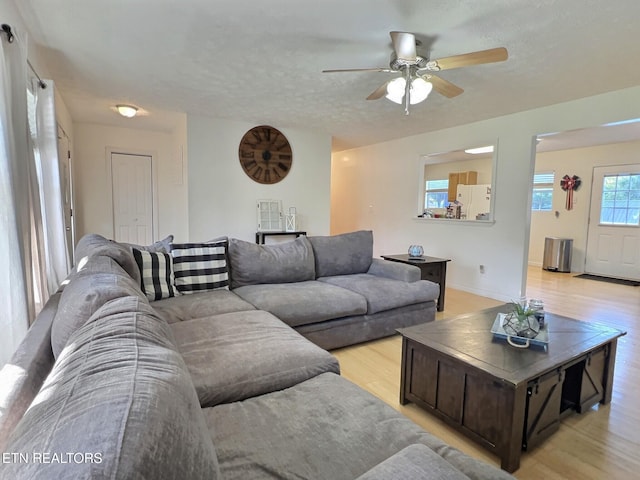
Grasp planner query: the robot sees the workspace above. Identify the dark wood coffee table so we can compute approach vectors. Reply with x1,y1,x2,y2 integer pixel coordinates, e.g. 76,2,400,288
398,304,626,472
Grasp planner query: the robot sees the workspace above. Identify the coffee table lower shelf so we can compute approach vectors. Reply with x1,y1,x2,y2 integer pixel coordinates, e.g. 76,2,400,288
398,306,625,473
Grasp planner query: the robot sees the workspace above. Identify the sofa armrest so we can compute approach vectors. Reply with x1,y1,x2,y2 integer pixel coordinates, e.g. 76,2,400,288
356,444,470,480
367,258,421,282
0,291,59,451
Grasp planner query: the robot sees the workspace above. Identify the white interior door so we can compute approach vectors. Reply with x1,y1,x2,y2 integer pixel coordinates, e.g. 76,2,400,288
585,165,640,280
111,153,153,244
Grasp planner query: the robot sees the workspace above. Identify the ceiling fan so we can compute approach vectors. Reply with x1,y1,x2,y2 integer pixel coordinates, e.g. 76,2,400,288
323,31,508,115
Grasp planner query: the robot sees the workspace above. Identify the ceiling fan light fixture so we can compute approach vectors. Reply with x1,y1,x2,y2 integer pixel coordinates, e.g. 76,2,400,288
385,77,406,104
409,77,433,104
116,104,138,118
385,76,433,106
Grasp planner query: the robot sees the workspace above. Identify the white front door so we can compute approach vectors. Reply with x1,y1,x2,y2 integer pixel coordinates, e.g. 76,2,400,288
110,153,153,244
585,165,640,280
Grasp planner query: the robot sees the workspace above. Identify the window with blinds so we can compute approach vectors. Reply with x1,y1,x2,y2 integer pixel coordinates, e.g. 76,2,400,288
424,179,449,210
532,172,555,211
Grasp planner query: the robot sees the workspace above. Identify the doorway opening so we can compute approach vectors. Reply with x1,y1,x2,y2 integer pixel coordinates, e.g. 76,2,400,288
528,121,640,283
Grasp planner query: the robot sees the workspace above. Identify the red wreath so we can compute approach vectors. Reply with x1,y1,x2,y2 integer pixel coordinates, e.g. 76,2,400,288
560,174,581,210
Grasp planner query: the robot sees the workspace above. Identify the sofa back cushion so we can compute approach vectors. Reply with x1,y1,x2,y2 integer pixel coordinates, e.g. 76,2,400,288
2,296,220,480
308,230,373,278
227,236,316,289
51,256,147,359
0,292,61,452
74,233,141,285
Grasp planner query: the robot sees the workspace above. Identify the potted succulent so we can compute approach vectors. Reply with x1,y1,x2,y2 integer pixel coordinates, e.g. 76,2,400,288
503,301,541,347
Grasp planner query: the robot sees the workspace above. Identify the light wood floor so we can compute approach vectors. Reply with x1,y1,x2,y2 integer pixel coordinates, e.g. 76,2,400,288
332,267,640,479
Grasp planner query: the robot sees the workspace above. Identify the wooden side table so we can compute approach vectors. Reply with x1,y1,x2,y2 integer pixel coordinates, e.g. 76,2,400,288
255,231,307,244
381,254,450,311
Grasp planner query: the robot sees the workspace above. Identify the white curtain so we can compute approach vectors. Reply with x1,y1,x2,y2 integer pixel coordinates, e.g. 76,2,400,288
32,79,70,295
0,29,33,367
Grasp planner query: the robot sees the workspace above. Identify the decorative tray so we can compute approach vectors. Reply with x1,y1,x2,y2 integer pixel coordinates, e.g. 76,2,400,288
491,313,549,349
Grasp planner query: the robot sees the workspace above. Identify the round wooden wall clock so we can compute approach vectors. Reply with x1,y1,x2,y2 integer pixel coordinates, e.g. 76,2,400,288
238,125,292,184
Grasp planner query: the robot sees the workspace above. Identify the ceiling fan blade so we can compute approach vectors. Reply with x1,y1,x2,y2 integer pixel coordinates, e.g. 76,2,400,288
322,67,393,73
423,74,464,98
390,31,417,62
366,82,390,100
429,47,508,71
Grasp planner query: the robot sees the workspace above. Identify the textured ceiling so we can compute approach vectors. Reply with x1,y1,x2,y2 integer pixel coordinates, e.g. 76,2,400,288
15,0,640,152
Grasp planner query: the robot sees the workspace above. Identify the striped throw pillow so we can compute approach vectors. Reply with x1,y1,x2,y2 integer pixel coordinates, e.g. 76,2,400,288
171,241,229,294
132,248,177,301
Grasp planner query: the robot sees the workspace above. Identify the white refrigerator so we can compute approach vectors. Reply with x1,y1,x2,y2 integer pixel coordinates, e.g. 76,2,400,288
456,184,491,219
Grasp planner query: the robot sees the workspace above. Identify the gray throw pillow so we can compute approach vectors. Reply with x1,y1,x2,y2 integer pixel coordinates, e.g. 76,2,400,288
227,236,316,288
120,234,174,253
308,230,373,277
74,233,141,285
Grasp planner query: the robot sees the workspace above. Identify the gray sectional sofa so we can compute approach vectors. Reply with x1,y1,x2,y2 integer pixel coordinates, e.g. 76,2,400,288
0,231,514,480
225,230,439,349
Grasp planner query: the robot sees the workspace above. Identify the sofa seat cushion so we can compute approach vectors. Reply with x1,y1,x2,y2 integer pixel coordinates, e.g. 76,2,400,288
153,289,256,324
171,310,339,407
2,296,219,480
204,372,513,480
232,281,367,327
318,274,439,314
355,444,470,480
296,302,436,350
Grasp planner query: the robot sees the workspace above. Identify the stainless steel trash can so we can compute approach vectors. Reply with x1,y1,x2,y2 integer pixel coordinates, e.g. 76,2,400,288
542,237,573,272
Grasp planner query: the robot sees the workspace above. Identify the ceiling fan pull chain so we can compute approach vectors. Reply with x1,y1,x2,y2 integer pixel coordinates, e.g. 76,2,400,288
404,68,411,115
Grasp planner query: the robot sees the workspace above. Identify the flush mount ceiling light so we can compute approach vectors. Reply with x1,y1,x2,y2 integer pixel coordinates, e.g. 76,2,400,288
464,145,494,155
116,104,138,118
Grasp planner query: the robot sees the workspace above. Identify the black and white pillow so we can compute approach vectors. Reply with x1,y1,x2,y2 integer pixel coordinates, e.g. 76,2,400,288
171,241,229,294
132,248,177,301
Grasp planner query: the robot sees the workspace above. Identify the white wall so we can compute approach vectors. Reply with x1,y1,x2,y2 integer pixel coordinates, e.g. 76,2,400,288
331,86,640,302
72,121,189,243
187,115,331,242
529,140,640,271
